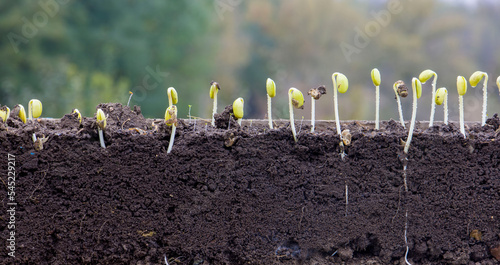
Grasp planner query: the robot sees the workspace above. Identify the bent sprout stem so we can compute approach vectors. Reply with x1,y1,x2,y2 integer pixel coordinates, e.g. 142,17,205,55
403,78,422,154
469,71,488,126
419,70,438,127
166,87,179,153
332,73,349,136
288,87,304,142
457,76,467,138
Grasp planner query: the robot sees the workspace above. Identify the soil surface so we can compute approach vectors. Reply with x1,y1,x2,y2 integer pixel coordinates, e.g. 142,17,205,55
0,103,499,265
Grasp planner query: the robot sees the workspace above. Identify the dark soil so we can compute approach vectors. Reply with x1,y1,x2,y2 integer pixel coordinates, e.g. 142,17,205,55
0,103,499,265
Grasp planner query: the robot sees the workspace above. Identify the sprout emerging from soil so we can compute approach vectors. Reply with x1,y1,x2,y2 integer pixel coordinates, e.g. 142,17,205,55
457,76,467,138
308,85,326,133
371,68,381,130
419,69,438,127
266,78,276,129
497,76,500,96
288,87,304,142
96,108,107,148
166,87,179,153
210,81,220,126
332,72,349,136
393,81,408,128
72,109,82,124
403,78,422,154
435,87,448,125
0,106,10,123
469,71,488,126
165,105,178,154
232,97,244,126
28,99,42,121
17,104,27,124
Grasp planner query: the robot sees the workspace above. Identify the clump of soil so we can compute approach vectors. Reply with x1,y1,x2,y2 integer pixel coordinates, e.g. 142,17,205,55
0,103,499,265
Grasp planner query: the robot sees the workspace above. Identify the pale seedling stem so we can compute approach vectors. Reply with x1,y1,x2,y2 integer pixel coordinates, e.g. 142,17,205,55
166,87,178,154
212,92,217,127
469,71,488,126
98,128,105,148
332,73,348,136
308,85,326,133
404,78,421,154
459,96,465,137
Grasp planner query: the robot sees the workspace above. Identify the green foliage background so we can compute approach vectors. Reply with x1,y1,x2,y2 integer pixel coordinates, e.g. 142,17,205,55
1,0,499,122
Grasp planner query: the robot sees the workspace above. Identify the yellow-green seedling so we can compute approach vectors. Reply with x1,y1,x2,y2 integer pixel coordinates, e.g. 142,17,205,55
469,71,488,126
209,81,220,126
17,104,27,124
165,105,178,153
0,106,10,123
72,108,82,124
288,87,304,142
266,78,276,129
96,108,107,148
457,76,467,138
371,68,381,129
393,80,408,128
332,72,349,136
167,87,178,108
28,99,42,120
403,78,422,154
232,97,244,126
435,87,448,125
496,76,500,96
419,69,438,127
308,85,326,133
127,91,133,107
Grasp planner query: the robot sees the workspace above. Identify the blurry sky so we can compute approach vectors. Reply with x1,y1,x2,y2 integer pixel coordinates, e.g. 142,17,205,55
1,0,499,123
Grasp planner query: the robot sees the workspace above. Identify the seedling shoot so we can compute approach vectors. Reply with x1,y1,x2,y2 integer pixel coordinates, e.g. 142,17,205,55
331,72,349,136
308,85,326,133
0,106,10,123
419,69,438,127
210,81,220,127
288,87,304,142
96,108,107,148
